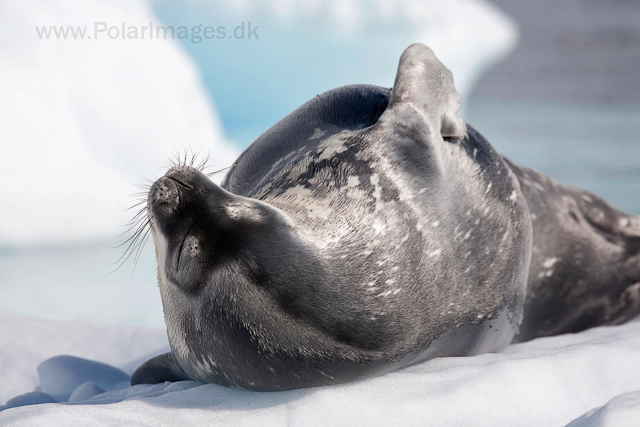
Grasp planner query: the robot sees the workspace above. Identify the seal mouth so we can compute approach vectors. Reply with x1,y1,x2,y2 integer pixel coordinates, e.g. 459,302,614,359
167,175,194,191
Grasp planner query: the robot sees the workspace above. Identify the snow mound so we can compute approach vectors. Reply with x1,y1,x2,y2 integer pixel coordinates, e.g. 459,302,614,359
67,382,105,403
37,356,130,401
0,0,238,246
4,393,55,411
567,391,640,427
1,310,639,426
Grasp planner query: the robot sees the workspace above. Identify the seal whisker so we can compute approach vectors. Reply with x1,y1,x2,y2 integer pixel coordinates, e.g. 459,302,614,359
115,218,149,250
169,148,182,169
114,206,150,249
111,217,151,273
114,210,148,238
196,151,212,172
188,148,199,168
127,200,148,211
129,191,150,197
206,164,236,177
127,204,150,223
130,227,152,277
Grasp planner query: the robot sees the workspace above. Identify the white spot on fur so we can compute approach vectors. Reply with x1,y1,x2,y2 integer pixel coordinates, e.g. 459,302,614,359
372,219,387,235
346,176,360,187
582,195,593,203
309,127,325,140
370,173,384,212
281,185,332,220
317,137,348,160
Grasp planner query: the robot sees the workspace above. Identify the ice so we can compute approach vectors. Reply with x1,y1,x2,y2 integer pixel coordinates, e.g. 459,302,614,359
67,383,105,403
37,356,129,401
0,0,516,245
0,0,238,247
4,392,55,410
567,391,640,427
0,311,169,405
152,0,518,143
1,310,639,426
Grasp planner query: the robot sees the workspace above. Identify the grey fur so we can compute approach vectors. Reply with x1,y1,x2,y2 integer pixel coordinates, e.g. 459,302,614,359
508,161,640,341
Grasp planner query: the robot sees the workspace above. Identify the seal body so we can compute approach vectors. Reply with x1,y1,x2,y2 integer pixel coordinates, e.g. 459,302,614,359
134,44,532,391
508,161,640,341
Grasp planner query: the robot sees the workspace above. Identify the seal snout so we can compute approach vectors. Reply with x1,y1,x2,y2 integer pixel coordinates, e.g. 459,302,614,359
153,177,179,202
148,166,203,216
149,176,180,213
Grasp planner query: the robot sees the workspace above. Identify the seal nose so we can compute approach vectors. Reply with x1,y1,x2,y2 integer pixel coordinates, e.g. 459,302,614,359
149,176,180,213
150,165,202,210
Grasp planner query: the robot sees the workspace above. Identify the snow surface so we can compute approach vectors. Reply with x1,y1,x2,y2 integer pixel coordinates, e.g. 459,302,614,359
1,310,639,426
0,0,238,246
568,391,640,427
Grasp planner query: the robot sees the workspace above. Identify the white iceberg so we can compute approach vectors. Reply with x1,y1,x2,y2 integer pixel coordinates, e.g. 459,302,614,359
0,0,517,246
152,0,518,141
0,0,238,246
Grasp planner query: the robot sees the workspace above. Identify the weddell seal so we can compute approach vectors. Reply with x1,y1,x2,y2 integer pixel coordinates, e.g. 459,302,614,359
130,43,640,390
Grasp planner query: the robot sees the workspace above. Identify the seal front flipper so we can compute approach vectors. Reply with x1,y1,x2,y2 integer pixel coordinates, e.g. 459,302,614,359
382,43,467,140
131,352,192,385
